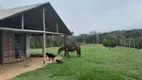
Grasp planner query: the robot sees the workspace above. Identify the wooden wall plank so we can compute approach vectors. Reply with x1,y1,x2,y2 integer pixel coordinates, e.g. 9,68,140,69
0,31,3,64
2,31,15,64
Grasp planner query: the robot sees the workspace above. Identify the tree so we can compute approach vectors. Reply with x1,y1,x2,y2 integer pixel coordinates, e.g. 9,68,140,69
103,38,108,47
103,38,117,49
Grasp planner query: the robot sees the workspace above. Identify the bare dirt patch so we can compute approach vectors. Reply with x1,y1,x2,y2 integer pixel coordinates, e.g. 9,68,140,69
0,56,62,80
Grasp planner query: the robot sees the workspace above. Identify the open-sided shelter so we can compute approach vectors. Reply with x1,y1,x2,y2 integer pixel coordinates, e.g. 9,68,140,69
0,2,72,64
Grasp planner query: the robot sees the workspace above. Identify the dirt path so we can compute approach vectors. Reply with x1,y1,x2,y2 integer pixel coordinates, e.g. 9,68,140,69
0,56,62,80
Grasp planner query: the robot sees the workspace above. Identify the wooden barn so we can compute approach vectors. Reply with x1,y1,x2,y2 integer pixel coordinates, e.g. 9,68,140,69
0,2,71,65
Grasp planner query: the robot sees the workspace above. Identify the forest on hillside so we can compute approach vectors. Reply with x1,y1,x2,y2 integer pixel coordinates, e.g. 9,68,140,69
30,29,142,49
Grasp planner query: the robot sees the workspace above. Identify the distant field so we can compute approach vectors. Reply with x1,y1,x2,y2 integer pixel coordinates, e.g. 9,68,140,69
30,47,59,54
14,44,142,80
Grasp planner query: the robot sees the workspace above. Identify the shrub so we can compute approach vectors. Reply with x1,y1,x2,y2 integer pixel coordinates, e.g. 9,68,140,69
103,38,117,49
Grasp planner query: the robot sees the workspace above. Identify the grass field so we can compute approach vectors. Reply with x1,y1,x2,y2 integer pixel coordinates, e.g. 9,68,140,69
13,44,142,80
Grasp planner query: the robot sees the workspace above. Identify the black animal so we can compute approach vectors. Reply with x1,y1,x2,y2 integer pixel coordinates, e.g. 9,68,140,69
46,52,56,61
56,59,63,64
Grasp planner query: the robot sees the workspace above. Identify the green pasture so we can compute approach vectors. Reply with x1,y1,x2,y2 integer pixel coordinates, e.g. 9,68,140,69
13,44,142,80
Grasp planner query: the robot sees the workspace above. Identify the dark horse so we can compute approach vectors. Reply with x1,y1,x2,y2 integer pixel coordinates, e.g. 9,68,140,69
57,44,81,58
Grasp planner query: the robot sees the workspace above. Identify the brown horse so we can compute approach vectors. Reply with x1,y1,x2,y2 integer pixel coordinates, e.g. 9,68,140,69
57,44,81,58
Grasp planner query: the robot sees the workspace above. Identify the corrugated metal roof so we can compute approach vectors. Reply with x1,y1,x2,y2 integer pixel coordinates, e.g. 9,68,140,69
0,3,45,20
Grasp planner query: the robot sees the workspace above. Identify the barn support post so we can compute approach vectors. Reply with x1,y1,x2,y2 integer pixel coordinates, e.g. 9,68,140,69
26,35,30,58
42,33,46,64
64,34,67,46
42,7,46,64
21,13,24,29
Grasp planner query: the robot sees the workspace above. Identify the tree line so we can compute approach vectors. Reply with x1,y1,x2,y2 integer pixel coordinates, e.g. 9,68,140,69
30,29,142,49
74,29,142,49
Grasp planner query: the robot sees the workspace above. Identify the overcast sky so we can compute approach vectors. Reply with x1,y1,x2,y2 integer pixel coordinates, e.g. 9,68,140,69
0,0,142,35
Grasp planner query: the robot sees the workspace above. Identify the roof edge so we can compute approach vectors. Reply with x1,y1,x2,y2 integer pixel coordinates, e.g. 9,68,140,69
0,2,49,21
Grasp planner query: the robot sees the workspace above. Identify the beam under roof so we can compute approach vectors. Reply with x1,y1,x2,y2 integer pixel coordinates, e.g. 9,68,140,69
0,27,65,35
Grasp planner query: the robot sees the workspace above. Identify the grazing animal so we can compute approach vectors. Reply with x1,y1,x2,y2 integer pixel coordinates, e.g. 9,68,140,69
56,59,63,64
58,44,81,58
46,52,56,61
